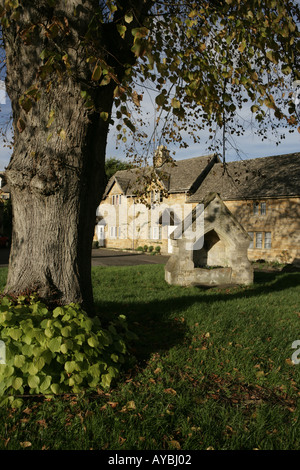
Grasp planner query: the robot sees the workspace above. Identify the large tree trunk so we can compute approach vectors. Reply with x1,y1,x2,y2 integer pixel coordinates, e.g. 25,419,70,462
4,82,112,312
2,1,114,312
2,0,152,311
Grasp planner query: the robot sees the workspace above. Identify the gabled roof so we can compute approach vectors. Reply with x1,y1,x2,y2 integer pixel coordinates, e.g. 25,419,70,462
157,154,219,193
103,154,219,198
188,152,300,202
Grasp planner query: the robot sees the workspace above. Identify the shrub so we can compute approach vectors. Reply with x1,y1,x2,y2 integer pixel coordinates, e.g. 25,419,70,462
0,295,137,408
148,246,154,252
143,245,148,252
137,246,143,252
155,246,161,253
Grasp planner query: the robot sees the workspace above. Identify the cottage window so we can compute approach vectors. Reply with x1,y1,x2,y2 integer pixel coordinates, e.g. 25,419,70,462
264,232,272,249
253,201,266,216
110,226,118,238
149,226,161,240
253,202,259,215
151,190,163,204
112,195,122,205
256,232,263,249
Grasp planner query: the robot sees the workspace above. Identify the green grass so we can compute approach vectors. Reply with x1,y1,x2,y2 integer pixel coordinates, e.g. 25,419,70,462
0,264,299,450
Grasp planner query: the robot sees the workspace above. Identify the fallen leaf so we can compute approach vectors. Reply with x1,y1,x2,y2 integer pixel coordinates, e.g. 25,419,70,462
169,440,181,450
126,400,136,410
108,402,118,408
164,388,177,395
20,441,32,448
36,419,47,428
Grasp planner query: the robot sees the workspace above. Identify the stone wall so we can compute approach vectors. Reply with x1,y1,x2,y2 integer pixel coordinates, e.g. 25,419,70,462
224,197,300,264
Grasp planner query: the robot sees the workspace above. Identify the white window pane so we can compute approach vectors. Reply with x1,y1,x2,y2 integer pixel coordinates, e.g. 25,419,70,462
265,232,272,249
261,202,266,215
256,232,262,248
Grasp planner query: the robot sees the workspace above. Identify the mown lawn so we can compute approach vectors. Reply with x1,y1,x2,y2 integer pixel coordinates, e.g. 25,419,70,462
0,264,299,450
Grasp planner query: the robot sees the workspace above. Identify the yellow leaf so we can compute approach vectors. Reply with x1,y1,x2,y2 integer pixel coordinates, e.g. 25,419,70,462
92,64,102,81
164,388,177,395
169,440,181,449
20,441,32,448
126,400,136,410
58,128,66,140
238,40,246,53
125,13,133,24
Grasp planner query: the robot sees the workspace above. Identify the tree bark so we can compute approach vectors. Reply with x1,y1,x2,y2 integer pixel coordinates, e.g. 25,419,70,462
2,0,153,312
2,1,114,312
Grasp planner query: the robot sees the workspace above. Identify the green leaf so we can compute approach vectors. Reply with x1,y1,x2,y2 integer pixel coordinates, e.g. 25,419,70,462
34,356,45,371
100,112,109,121
61,326,71,338
50,383,61,394
19,97,33,113
28,375,40,389
117,24,127,39
12,377,23,391
53,307,65,317
8,328,22,341
14,355,26,368
92,64,102,81
60,343,68,354
87,336,99,348
156,93,166,107
64,361,78,373
48,337,62,353
40,375,51,392
125,13,133,24
28,363,39,375
131,27,149,39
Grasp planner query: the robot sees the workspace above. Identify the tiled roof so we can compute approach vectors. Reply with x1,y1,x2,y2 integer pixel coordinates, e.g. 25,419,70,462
103,154,219,197
158,154,218,193
188,152,300,202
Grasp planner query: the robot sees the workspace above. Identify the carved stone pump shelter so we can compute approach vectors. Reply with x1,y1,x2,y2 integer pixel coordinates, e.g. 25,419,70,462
165,193,253,287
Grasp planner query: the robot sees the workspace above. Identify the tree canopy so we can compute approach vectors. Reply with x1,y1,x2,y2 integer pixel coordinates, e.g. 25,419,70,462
105,157,133,180
1,0,299,162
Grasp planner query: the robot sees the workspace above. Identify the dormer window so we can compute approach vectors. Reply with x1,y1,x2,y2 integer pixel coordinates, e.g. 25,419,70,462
151,190,163,204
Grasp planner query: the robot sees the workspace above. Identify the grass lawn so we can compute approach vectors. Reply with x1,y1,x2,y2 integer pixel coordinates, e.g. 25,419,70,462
0,264,299,450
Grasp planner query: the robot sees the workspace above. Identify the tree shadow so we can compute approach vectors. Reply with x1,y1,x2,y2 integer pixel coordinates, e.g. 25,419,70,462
94,270,300,367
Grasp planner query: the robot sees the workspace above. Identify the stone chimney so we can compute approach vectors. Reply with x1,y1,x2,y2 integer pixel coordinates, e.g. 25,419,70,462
153,145,171,168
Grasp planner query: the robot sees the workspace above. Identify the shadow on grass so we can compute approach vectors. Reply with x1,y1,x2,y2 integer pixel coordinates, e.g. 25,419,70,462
95,270,300,366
